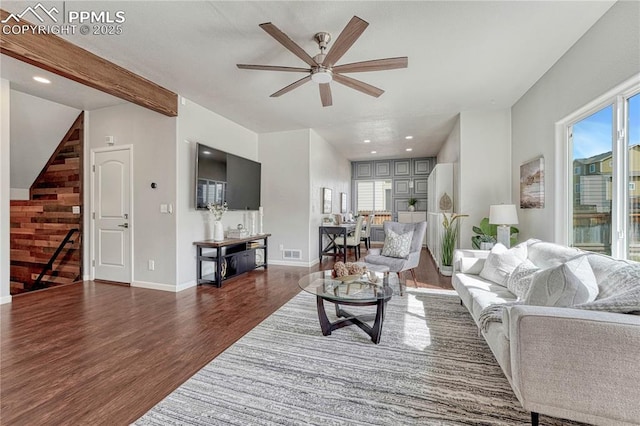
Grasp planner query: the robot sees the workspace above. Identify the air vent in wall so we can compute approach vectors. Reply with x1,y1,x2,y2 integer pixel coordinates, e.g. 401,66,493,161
283,249,302,260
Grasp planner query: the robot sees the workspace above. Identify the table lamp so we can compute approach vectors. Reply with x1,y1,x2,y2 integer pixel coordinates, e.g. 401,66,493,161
489,204,518,248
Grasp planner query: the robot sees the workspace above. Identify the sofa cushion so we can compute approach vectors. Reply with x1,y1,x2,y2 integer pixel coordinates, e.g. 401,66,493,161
526,240,581,269
363,254,407,271
381,229,413,258
506,259,539,299
459,257,485,274
479,243,527,286
454,273,518,321
525,255,599,307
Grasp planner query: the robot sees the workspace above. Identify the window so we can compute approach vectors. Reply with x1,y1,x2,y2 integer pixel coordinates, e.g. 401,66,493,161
355,180,393,225
355,180,391,213
564,79,639,261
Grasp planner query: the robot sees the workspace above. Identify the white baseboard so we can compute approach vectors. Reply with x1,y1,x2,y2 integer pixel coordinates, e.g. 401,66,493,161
269,258,319,267
132,280,179,292
1,295,12,305
176,280,196,292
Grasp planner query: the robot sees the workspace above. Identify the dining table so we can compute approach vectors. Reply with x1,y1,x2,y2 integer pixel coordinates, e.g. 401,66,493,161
318,223,356,262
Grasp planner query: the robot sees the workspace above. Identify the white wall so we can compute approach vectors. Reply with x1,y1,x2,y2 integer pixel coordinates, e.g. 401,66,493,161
309,129,351,263
512,1,640,243
87,103,178,289
1,79,11,304
459,109,512,249
438,116,461,212
10,90,81,192
175,98,259,287
259,129,311,265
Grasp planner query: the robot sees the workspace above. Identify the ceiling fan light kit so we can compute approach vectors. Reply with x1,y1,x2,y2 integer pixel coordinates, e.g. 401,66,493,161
237,16,408,107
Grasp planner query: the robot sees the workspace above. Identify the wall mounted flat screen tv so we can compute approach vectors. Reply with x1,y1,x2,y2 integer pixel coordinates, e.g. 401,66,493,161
195,143,261,211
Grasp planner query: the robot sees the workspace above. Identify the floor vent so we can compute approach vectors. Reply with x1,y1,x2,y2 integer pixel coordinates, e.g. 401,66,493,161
283,249,302,260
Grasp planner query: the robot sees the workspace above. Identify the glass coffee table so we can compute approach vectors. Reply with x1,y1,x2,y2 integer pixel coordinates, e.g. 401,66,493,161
298,271,396,344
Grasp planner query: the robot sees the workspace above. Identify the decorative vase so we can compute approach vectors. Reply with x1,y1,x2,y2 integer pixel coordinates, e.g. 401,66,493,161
408,205,415,212
440,265,453,276
213,220,224,241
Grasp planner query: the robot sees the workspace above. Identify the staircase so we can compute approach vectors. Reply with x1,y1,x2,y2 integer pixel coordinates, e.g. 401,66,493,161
9,112,84,294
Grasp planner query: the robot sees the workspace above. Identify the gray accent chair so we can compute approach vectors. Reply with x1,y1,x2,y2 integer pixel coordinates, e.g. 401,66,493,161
364,221,427,284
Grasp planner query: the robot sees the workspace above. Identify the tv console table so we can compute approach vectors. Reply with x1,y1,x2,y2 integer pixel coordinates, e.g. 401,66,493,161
194,234,270,287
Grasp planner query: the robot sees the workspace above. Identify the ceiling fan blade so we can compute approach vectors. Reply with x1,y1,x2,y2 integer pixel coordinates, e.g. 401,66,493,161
332,57,408,73
333,74,384,98
237,64,310,73
259,22,318,67
323,16,369,67
270,75,312,97
319,83,332,107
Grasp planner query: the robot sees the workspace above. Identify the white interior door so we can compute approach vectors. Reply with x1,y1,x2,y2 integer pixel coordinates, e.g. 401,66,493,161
93,148,131,283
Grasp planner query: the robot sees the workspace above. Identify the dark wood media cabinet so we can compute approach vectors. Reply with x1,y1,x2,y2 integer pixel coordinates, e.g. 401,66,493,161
194,234,270,287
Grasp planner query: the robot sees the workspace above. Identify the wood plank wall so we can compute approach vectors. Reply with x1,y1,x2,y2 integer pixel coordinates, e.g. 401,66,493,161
9,113,84,294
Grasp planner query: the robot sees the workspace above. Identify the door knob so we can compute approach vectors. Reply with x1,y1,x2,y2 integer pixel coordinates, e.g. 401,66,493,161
118,223,129,228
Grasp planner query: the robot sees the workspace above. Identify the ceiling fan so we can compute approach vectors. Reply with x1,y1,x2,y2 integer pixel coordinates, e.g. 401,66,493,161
237,16,408,107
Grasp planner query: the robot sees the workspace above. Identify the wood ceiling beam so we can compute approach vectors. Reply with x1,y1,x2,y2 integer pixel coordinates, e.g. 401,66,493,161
0,9,178,117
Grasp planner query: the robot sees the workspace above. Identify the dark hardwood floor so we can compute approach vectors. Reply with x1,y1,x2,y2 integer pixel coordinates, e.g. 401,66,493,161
0,248,450,425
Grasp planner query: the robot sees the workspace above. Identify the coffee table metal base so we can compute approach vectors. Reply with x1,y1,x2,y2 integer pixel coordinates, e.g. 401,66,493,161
316,295,390,344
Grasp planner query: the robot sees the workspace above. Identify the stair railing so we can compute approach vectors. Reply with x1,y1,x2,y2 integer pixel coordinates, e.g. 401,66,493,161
33,228,79,289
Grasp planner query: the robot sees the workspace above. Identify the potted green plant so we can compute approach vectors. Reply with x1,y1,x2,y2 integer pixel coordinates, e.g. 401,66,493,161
471,217,519,249
440,212,468,276
407,197,418,212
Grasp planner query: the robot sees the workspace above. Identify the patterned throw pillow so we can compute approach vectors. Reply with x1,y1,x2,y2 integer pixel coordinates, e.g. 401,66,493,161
381,229,414,258
524,255,599,307
506,259,539,299
479,243,528,287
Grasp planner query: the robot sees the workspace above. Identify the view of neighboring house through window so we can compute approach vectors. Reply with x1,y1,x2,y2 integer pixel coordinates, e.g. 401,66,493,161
569,88,639,260
571,105,613,255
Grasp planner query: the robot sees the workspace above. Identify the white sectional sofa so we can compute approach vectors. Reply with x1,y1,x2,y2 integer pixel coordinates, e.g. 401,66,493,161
452,239,640,426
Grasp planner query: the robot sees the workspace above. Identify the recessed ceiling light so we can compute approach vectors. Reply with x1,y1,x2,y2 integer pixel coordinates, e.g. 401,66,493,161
202,150,211,155
406,148,413,152
33,76,51,84
371,151,377,154
405,135,413,140
364,139,371,143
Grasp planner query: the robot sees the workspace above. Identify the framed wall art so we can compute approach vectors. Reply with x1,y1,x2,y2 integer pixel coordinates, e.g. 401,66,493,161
520,156,544,209
322,188,332,214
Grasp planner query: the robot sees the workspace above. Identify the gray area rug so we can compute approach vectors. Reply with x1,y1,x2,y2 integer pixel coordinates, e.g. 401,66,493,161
136,288,580,425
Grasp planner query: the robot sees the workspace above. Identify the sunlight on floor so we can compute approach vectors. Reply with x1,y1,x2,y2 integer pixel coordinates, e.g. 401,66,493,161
403,293,431,350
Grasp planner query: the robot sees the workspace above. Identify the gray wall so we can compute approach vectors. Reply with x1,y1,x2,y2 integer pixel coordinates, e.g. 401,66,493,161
351,157,436,241
511,0,640,243
1,80,10,303
351,157,436,213
87,103,178,288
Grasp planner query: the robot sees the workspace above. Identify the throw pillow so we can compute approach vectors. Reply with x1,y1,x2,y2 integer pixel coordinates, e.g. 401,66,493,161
506,259,539,299
381,229,414,258
524,255,599,307
479,243,528,286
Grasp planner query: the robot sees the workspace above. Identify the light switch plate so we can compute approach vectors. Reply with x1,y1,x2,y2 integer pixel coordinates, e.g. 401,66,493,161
72,206,80,214
160,204,168,213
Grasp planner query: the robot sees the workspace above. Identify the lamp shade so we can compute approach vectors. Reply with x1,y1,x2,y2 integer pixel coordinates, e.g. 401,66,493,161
489,204,518,225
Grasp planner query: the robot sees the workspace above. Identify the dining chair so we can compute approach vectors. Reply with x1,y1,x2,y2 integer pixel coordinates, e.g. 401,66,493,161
343,215,365,261
360,213,375,251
